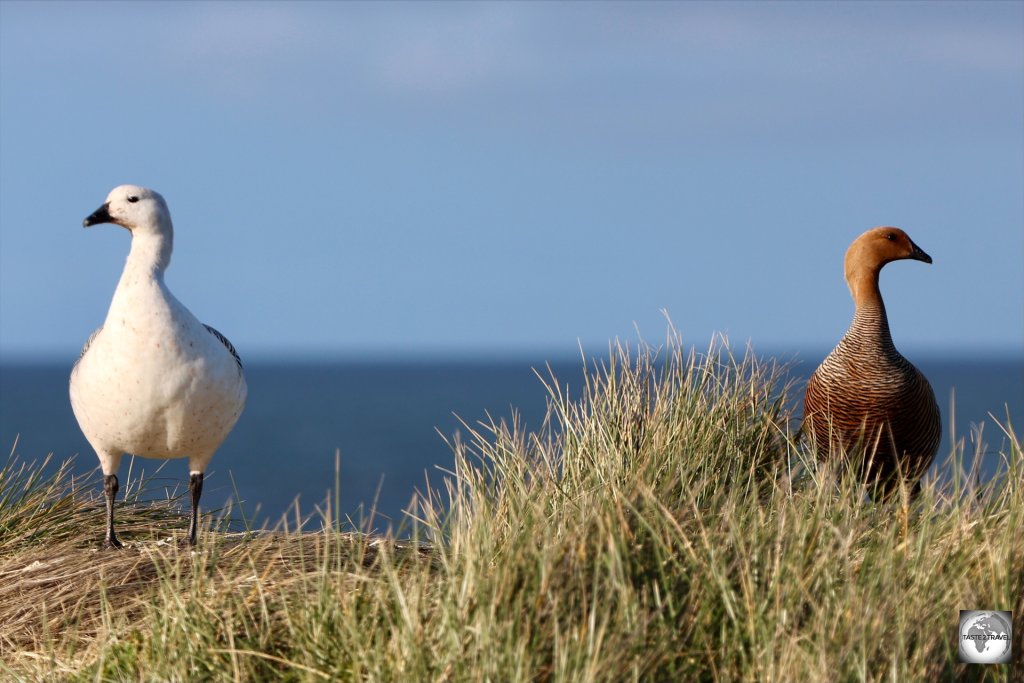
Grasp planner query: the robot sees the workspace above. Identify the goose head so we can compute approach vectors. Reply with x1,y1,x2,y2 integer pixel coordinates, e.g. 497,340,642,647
83,185,172,236
844,226,931,291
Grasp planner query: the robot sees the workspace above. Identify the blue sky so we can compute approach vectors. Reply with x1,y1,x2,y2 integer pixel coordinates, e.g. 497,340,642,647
1,1,1021,360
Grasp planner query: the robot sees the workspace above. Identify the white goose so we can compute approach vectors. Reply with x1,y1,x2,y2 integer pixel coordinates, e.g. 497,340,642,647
70,185,246,548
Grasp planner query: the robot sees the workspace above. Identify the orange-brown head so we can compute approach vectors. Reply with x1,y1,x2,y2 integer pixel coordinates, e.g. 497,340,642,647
844,227,931,304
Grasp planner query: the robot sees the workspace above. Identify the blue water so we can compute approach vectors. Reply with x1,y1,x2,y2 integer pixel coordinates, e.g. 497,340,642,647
1,355,1021,530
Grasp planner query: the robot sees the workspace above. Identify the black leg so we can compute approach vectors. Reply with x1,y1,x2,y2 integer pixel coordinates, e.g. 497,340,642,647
186,472,204,546
103,474,123,549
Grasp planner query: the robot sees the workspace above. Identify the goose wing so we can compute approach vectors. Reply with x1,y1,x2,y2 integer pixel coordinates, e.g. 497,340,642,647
203,324,243,370
72,327,102,374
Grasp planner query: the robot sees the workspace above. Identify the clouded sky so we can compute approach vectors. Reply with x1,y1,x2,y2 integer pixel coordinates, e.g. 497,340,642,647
1,1,1021,359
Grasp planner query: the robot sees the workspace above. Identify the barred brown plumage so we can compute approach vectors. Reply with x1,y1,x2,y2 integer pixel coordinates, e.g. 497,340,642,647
804,227,941,496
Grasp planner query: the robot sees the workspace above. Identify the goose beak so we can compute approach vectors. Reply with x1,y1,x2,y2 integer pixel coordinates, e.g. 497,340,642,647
909,239,932,264
83,203,113,228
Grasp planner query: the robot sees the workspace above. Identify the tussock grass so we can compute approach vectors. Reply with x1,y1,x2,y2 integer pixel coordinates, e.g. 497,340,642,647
1,334,1020,682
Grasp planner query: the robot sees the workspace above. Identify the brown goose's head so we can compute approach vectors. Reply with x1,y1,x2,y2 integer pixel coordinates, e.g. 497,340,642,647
844,226,931,283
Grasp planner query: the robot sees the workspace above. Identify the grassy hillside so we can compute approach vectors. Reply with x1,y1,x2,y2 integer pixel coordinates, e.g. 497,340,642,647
1,335,1020,682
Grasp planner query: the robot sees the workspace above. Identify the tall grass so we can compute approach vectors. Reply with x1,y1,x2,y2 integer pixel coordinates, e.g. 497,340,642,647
1,334,1020,682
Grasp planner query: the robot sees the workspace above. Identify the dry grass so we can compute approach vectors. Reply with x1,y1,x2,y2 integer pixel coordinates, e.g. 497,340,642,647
1,333,1021,682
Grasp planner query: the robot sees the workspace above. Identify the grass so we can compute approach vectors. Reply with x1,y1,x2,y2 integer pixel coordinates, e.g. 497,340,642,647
1,333,1020,682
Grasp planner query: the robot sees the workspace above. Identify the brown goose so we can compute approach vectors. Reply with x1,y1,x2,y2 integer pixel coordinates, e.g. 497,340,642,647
804,227,941,495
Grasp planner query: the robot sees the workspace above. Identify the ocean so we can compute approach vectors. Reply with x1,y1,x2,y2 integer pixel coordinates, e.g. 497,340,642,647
1,354,1021,531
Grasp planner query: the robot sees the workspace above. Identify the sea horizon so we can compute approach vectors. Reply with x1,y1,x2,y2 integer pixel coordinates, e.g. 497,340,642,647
2,352,1021,532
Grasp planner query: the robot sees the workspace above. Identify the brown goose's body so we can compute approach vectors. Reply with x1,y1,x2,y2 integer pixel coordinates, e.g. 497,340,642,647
804,227,941,493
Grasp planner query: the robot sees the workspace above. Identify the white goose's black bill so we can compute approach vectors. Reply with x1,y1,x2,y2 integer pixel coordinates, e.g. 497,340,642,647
83,203,113,228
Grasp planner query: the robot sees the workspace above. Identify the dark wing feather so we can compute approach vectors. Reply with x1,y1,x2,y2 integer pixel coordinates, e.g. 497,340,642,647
72,327,102,374
204,324,243,370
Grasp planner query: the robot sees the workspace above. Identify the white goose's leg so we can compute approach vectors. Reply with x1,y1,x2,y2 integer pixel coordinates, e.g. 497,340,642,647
185,471,204,546
185,455,211,546
103,474,123,549
98,450,124,549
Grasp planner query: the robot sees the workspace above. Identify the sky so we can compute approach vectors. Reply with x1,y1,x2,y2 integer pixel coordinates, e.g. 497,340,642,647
1,1,1022,361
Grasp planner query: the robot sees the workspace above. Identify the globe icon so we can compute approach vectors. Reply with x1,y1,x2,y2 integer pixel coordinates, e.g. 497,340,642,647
959,611,1012,664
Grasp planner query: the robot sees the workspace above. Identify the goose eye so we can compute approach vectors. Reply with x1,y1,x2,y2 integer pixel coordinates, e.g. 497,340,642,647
127,196,139,203
885,233,895,241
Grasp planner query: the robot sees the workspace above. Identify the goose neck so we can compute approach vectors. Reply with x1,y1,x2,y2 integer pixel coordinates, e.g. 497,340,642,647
123,231,173,283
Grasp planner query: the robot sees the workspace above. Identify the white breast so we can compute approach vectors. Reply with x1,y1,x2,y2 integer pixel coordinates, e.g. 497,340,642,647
70,216,245,473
